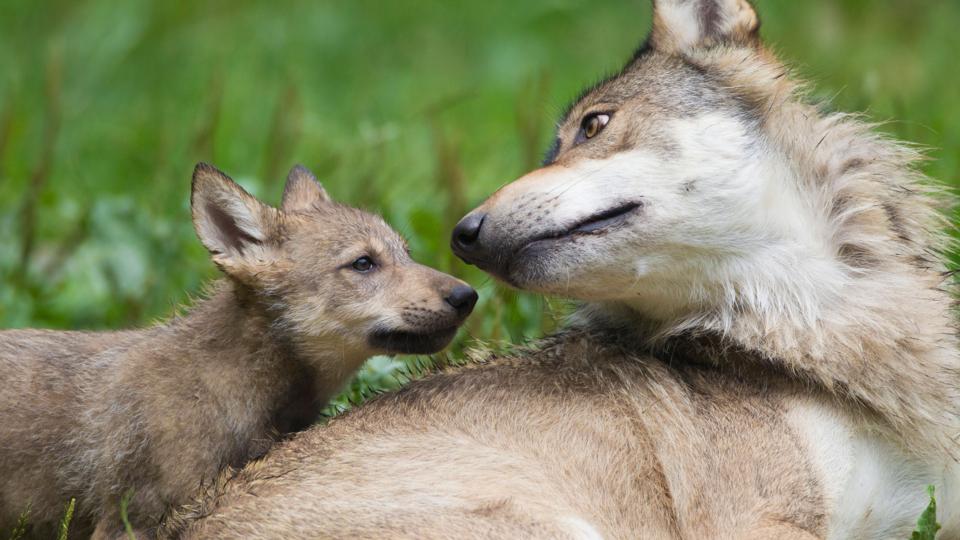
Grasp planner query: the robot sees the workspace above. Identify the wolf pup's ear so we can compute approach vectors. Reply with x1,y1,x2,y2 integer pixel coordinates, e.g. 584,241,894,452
282,164,331,213
648,0,760,53
191,163,279,280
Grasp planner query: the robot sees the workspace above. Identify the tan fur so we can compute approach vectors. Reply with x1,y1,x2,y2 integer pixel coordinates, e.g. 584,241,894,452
163,1,959,537
164,333,847,539
657,37,960,461
0,164,474,538
465,1,960,459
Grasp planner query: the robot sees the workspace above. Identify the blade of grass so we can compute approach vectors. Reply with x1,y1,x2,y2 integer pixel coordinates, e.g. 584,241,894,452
910,485,941,540
120,489,137,540
7,503,30,540
56,498,75,540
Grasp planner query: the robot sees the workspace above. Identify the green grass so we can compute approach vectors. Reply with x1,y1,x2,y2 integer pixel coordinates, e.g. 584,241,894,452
1,1,959,393
120,490,137,540
912,485,942,540
0,9,958,528
55,499,75,540
6,505,29,540
1,1,957,373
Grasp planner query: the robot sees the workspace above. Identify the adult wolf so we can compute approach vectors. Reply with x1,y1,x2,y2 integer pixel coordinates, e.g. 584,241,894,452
166,0,959,538
451,1,960,460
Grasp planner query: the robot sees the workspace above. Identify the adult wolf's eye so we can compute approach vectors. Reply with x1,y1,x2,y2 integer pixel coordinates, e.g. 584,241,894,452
581,113,610,139
351,256,375,272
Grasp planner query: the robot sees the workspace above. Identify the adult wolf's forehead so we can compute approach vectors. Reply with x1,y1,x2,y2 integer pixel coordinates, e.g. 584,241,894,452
562,53,728,124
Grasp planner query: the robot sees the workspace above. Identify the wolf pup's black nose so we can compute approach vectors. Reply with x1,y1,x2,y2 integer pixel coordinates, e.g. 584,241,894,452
445,285,479,318
451,213,486,261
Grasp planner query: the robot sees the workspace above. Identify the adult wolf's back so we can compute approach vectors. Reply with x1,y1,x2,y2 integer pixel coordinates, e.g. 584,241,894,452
453,0,960,459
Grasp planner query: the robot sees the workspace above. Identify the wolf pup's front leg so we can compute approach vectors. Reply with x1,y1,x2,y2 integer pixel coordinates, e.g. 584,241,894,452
0,163,477,536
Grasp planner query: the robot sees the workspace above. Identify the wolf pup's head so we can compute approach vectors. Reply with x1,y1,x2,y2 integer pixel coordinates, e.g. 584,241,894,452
192,163,477,356
453,0,937,325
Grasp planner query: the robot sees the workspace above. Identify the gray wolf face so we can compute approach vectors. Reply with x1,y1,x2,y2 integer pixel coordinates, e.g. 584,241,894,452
452,0,818,318
192,163,477,356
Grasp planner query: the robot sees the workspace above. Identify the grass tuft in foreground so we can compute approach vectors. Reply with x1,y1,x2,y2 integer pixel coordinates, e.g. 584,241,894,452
120,490,138,540
7,504,30,540
56,498,75,540
911,485,941,540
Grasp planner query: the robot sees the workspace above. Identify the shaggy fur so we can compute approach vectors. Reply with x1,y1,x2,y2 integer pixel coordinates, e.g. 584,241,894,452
655,41,960,461
163,0,960,537
454,1,960,460
0,164,475,538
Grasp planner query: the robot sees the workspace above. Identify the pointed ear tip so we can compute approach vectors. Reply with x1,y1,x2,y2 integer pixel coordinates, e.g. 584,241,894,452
287,164,316,180
192,162,229,189
193,161,217,178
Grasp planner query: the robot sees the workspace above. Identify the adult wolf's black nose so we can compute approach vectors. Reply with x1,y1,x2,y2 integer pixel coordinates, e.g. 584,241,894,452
445,285,478,318
451,213,486,263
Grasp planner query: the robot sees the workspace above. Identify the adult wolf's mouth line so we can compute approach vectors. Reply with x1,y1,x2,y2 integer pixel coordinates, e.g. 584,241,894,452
522,201,643,247
567,201,643,235
467,201,643,284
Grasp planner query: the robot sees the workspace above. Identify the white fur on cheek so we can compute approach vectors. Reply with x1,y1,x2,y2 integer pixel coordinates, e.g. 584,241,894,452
493,112,844,322
604,113,839,322
663,114,831,259
556,113,822,287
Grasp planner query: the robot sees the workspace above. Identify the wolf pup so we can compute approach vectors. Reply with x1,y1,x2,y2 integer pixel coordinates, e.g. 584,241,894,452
0,163,477,538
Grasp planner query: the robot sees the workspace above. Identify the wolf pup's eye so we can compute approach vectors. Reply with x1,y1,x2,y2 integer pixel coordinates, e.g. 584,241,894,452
580,113,610,140
351,256,375,272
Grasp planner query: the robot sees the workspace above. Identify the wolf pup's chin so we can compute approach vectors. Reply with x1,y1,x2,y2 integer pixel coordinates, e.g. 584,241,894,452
369,326,460,355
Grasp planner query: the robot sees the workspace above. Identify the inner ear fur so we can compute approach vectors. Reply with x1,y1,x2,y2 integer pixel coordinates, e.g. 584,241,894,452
191,162,280,280
649,0,760,53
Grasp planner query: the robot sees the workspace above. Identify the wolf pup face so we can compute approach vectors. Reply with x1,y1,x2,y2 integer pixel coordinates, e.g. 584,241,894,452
452,0,825,316
193,163,477,356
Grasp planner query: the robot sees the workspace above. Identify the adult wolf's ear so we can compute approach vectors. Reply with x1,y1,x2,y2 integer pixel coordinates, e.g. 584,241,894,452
648,0,760,53
282,164,331,213
191,162,280,280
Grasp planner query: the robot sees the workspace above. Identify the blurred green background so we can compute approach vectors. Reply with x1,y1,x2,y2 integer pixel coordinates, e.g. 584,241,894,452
1,0,958,401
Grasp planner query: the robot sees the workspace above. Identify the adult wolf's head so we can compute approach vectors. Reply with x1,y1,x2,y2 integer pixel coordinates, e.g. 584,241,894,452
452,0,960,460
192,163,477,357
452,0,946,327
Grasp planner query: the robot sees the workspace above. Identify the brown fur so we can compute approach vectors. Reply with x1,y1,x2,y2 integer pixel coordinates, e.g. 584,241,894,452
0,164,475,538
163,332,836,539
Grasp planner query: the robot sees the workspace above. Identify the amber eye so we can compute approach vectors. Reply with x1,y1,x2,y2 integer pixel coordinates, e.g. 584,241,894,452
581,113,610,139
351,256,375,272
